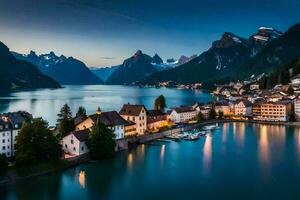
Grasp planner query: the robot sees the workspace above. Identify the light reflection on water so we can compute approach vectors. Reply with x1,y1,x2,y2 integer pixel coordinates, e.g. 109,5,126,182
78,171,86,189
4,122,300,200
203,134,212,176
160,144,165,167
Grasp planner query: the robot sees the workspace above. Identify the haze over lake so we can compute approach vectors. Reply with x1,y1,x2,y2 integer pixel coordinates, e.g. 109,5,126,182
0,85,213,125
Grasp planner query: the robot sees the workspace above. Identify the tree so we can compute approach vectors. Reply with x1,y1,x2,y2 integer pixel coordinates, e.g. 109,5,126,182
76,106,87,118
208,108,217,120
87,120,116,159
0,154,8,175
288,85,294,95
196,112,205,122
154,95,167,111
218,111,224,119
258,75,267,90
57,104,74,138
16,118,61,166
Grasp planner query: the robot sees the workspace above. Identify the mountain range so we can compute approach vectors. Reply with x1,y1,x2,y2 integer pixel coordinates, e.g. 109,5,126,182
13,51,103,85
0,42,60,92
105,50,191,84
2,22,300,91
144,26,287,86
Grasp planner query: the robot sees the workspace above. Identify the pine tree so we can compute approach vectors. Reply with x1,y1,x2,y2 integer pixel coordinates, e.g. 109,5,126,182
154,95,167,111
218,111,224,119
208,108,217,120
57,104,74,138
196,112,205,122
76,106,87,118
87,120,116,159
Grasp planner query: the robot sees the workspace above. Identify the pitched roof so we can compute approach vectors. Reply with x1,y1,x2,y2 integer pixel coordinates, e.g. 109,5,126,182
235,100,252,107
148,109,166,117
71,129,90,142
89,111,128,126
74,116,87,126
125,120,136,126
173,106,195,113
119,104,147,116
3,112,25,125
0,119,10,130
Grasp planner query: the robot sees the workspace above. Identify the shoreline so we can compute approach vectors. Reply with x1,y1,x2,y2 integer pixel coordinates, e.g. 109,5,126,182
1,119,300,186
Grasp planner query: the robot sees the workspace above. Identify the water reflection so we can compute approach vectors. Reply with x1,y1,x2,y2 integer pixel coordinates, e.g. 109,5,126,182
79,171,86,189
258,125,270,172
203,134,212,176
236,123,245,147
294,128,300,164
160,144,165,167
222,123,228,143
5,123,300,199
127,153,133,170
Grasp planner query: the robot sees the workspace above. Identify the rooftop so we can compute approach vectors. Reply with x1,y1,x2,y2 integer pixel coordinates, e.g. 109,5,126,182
119,104,148,116
90,111,128,126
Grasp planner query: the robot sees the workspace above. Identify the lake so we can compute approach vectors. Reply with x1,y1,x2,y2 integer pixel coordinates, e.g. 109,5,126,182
2,122,300,200
0,85,213,125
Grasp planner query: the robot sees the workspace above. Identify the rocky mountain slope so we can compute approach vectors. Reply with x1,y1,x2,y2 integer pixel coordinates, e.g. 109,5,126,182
0,42,60,92
13,51,103,85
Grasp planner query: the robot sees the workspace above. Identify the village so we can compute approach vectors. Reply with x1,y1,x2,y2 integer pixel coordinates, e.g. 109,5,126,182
2,73,300,160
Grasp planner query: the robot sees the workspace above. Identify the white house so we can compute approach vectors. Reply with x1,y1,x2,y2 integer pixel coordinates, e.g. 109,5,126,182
214,101,231,116
119,104,148,135
169,106,198,123
234,100,252,116
76,110,128,140
294,97,300,120
0,119,11,158
0,112,26,158
62,129,90,156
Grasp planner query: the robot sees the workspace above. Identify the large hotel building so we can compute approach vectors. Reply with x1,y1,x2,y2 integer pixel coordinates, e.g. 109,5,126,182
252,100,292,122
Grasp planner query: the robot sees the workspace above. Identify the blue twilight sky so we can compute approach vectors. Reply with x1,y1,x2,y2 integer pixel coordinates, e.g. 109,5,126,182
0,0,299,67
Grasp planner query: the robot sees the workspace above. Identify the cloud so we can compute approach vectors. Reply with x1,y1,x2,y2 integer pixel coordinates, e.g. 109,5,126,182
99,56,115,60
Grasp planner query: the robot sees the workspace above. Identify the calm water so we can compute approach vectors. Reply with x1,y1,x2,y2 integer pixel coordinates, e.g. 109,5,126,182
2,122,300,200
0,85,212,125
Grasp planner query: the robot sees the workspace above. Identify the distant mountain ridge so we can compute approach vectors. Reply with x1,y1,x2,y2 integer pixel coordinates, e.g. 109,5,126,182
144,26,286,86
0,42,60,92
13,51,103,85
90,65,120,82
107,50,160,84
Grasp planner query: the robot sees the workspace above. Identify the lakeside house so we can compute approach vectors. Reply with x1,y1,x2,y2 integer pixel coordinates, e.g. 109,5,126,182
214,101,232,116
119,104,148,135
169,106,198,123
234,100,252,116
252,100,292,122
62,129,90,156
147,110,170,132
0,112,26,158
124,120,137,137
294,97,300,120
76,110,128,139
